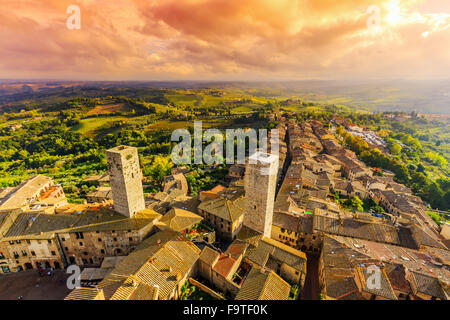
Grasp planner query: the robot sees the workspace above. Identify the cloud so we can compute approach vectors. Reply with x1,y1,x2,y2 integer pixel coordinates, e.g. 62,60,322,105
0,0,448,80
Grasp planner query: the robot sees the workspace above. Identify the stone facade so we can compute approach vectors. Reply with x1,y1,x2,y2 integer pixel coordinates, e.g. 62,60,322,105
244,152,279,237
0,237,65,272
106,146,145,218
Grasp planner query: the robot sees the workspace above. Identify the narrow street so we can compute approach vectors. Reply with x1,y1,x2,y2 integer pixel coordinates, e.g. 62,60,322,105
301,252,320,300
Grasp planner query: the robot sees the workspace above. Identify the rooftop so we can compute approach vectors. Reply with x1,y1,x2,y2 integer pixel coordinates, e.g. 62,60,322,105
235,267,291,300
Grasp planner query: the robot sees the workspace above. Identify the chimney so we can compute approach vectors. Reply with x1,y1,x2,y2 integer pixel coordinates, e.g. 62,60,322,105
152,285,160,300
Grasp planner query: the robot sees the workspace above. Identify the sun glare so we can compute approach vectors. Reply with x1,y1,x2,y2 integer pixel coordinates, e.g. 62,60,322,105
384,0,404,26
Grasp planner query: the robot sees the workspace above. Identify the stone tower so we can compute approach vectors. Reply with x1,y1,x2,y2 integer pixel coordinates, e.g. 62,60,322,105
106,145,145,218
244,151,279,237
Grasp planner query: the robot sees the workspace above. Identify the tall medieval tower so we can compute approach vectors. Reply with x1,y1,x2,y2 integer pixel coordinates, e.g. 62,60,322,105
244,151,279,237
106,145,145,218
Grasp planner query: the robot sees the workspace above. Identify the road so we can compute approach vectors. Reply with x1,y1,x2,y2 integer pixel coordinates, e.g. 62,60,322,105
301,252,320,300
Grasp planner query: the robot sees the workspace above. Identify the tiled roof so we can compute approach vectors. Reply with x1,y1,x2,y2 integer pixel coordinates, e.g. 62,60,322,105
96,231,200,300
65,287,105,300
356,265,397,300
225,239,248,259
197,196,245,223
156,208,202,232
411,272,448,300
313,214,405,246
236,267,290,300
199,246,220,266
0,175,53,209
323,235,450,299
2,207,160,240
245,237,306,273
213,253,238,279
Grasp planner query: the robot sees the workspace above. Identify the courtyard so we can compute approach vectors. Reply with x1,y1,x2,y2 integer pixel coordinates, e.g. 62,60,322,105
0,269,72,300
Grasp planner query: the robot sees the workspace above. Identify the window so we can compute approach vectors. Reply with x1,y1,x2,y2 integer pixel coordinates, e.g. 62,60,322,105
129,237,132,241
13,251,19,258
114,238,117,242
9,241,14,245
48,240,52,244
100,249,105,254
75,232,84,239
83,252,88,256
98,238,102,242
16,240,21,244
21,250,27,257
61,237,65,242
65,247,69,251
79,242,83,246
51,251,56,256
26,240,30,244
111,230,115,234
31,251,36,256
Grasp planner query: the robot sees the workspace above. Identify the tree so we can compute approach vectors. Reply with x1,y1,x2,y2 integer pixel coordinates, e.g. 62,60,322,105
345,196,364,212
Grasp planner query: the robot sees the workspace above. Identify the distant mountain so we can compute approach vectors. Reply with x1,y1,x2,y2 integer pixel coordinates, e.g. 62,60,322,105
0,79,449,114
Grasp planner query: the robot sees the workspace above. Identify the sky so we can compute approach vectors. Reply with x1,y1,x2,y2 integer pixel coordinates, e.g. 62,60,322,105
0,0,449,81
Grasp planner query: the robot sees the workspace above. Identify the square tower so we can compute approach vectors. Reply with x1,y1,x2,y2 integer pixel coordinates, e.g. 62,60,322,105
244,151,279,237
106,145,145,218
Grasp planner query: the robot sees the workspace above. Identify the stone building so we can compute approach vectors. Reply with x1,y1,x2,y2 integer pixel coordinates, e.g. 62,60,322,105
0,175,67,212
243,152,279,237
106,145,145,218
65,231,201,300
0,205,161,273
197,188,245,241
197,240,248,299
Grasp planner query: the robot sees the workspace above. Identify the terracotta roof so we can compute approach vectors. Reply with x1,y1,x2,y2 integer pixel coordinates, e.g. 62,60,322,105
411,272,448,300
199,246,220,266
236,267,291,300
225,239,248,259
2,207,160,240
198,196,245,223
0,175,53,209
355,265,397,300
156,208,202,232
95,231,200,300
65,287,105,300
246,237,306,273
213,253,239,279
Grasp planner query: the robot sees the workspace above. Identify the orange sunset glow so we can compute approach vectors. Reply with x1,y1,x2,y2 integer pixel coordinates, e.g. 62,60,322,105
0,0,449,80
